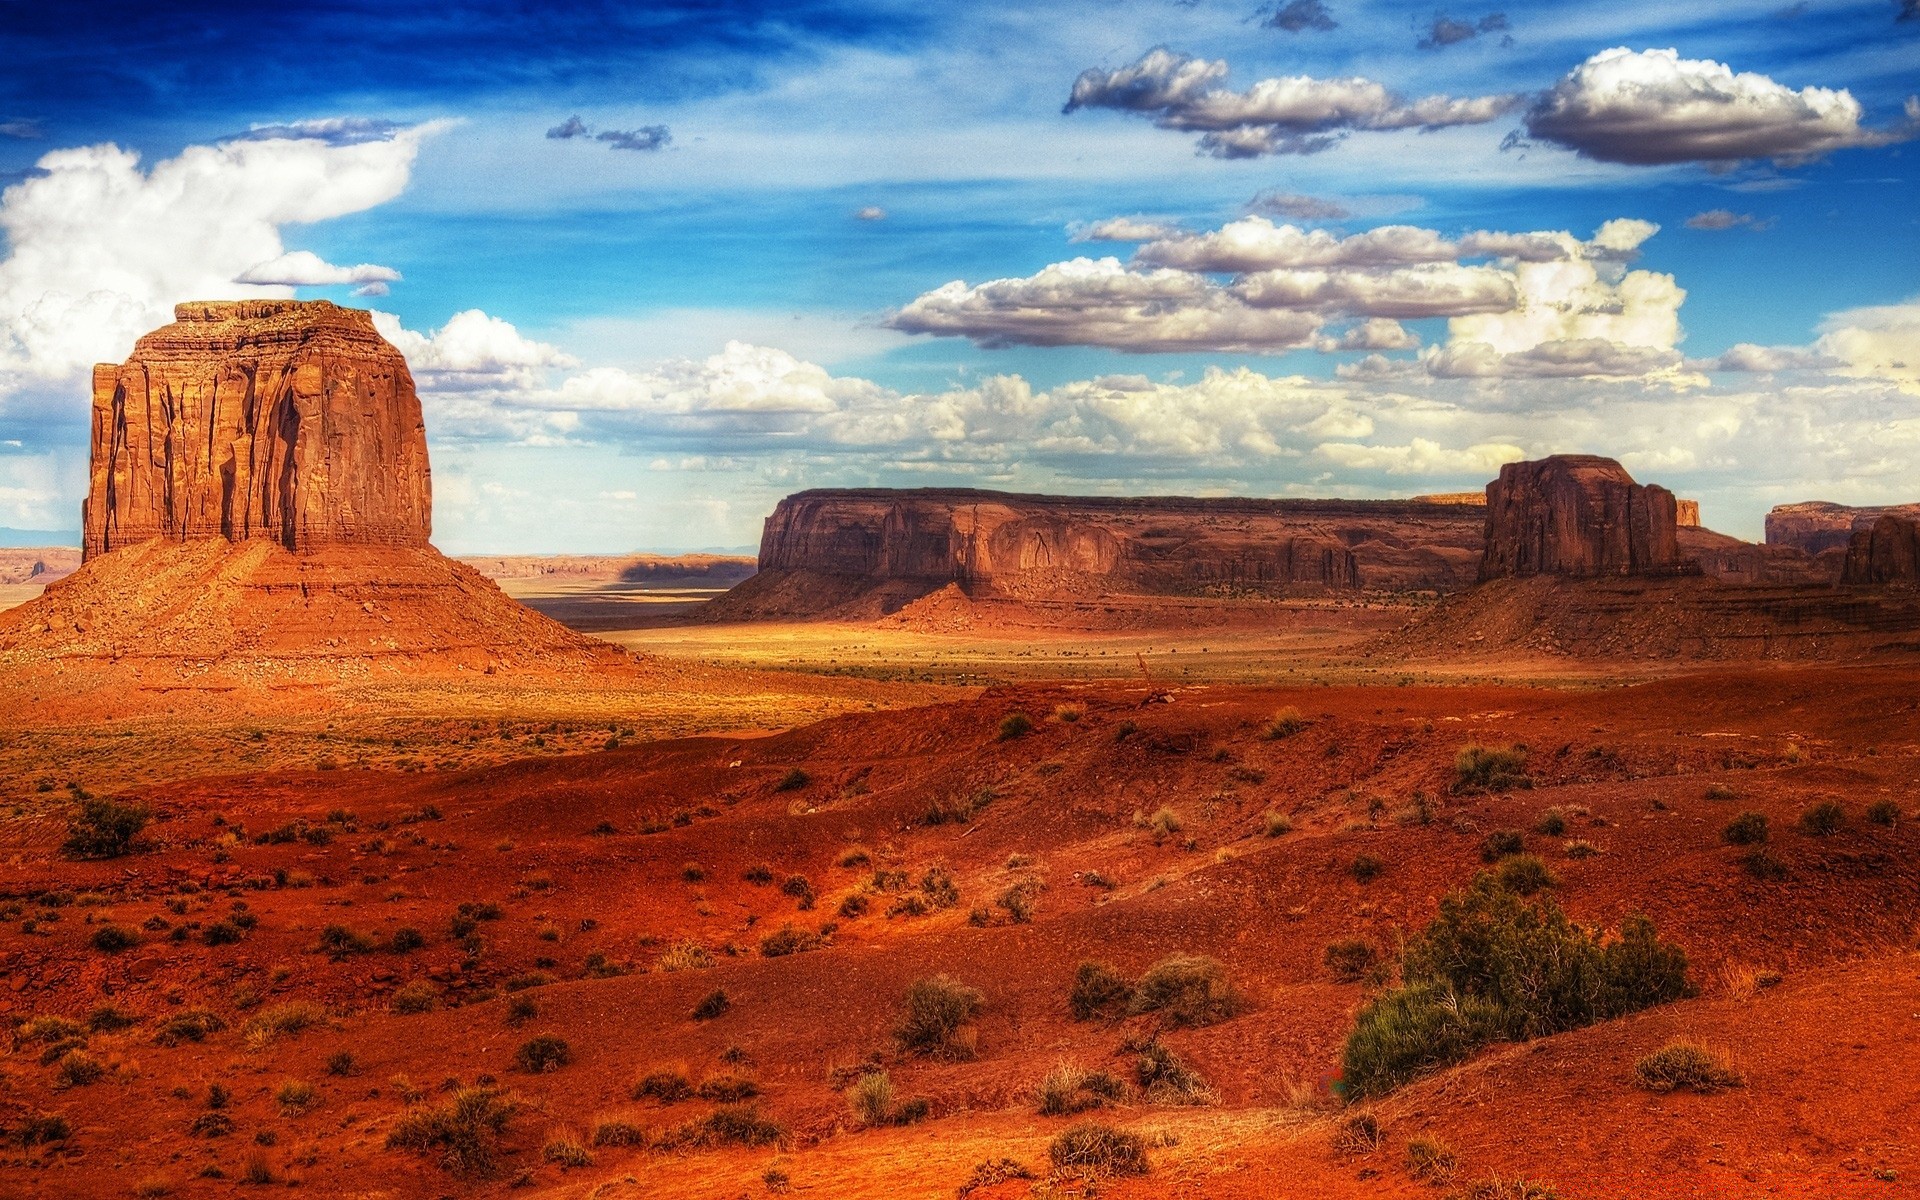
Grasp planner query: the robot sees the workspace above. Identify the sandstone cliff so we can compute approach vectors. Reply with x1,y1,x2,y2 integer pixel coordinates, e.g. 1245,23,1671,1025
1479,455,1685,581
1842,514,1920,586
712,488,1487,619
83,300,431,559
1766,501,1920,556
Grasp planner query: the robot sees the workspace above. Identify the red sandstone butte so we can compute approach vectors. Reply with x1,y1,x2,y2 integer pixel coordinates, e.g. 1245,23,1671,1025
82,300,431,560
1479,454,1684,581
1765,500,1920,556
1843,514,1920,585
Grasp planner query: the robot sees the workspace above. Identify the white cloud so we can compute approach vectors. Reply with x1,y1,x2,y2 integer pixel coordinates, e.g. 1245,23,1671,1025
1315,437,1526,475
0,122,441,395
854,205,888,221
1525,48,1918,167
1073,216,1181,243
1816,297,1920,391
372,308,576,391
1064,48,1523,158
234,249,402,287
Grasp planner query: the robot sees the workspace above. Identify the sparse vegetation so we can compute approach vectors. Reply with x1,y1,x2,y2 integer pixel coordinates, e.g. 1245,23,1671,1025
1635,1041,1743,1093
242,1002,325,1046
1493,853,1558,895
759,923,830,957
1796,800,1844,836
1722,811,1770,845
1453,745,1530,794
89,922,139,952
1333,1111,1384,1154
1036,1063,1126,1115
1406,1136,1458,1184
1349,854,1383,883
1132,1037,1214,1105
1261,810,1293,837
1533,807,1568,836
958,1158,1034,1195
514,1034,572,1073
62,796,150,859
896,975,983,1059
692,988,731,1021
1129,954,1244,1026
1049,1122,1148,1177
998,711,1034,741
392,979,441,1015
696,1073,758,1102
635,1068,692,1104
657,939,715,972
1866,798,1901,826
1480,829,1525,862
1070,961,1133,1021
591,1116,646,1147
275,1078,316,1116
153,1009,226,1046
657,1104,785,1149
1324,939,1379,983
1740,848,1791,880
385,1086,516,1176
774,768,810,791
1263,706,1308,740
1342,874,1690,1096
543,1133,594,1167
1146,806,1182,839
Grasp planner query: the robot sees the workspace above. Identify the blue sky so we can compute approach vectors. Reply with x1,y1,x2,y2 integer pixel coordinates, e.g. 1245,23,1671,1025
0,0,1915,550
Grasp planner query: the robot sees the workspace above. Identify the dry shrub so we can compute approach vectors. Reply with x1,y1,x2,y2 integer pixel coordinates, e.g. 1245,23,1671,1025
1069,961,1132,1021
1049,1122,1148,1177
896,975,983,1059
1634,1041,1743,1093
1128,954,1244,1027
385,1087,516,1177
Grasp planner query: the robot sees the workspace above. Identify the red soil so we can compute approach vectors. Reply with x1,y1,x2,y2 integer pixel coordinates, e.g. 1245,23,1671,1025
3,664,1916,1197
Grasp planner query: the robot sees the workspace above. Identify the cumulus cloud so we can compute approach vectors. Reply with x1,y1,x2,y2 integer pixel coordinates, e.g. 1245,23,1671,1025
1684,209,1772,231
0,122,439,396
546,116,589,139
1266,0,1337,32
1248,191,1349,221
1063,48,1524,158
1524,48,1919,166
1816,296,1920,390
1316,437,1523,474
1417,12,1510,50
234,250,402,288
373,309,576,391
1698,343,1830,372
1073,217,1180,242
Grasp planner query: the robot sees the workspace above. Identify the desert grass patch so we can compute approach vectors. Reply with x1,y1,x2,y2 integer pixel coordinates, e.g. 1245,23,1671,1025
1333,1111,1384,1155
1721,811,1769,845
1866,798,1901,826
591,1114,647,1147
1739,849,1790,880
896,975,984,1060
275,1078,317,1116
1796,800,1844,836
1492,854,1557,895
542,1131,594,1167
1261,810,1294,837
53,1049,105,1088
634,1067,692,1104
692,988,731,1021
958,1158,1034,1195
1406,1136,1458,1185
759,923,832,957
657,1103,785,1150
774,768,810,792
1036,1063,1126,1115
1532,807,1568,837
1480,829,1525,862
998,712,1035,741
1070,961,1133,1021
385,1086,516,1177
513,1034,572,1073
1341,874,1689,1097
1634,1041,1743,1093
1132,1037,1214,1106
1263,707,1309,740
89,923,140,953
1324,939,1380,983
242,1002,325,1048
1127,954,1244,1028
656,939,715,972
835,845,872,869
153,1009,226,1046
1049,1122,1148,1177
1453,746,1529,794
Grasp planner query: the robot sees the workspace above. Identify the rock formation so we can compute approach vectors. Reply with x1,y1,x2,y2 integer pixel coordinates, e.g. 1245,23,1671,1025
1842,514,1920,585
714,488,1488,619
1675,499,1701,528
1479,455,1685,581
1766,501,1920,557
83,300,431,559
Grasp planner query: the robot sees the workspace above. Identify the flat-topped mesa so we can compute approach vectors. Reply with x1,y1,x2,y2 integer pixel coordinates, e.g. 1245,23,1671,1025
1479,455,1686,581
1842,514,1920,585
1766,501,1920,556
735,488,1489,617
82,300,431,560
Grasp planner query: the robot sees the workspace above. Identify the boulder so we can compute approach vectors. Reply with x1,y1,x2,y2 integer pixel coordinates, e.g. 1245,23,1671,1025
1479,455,1685,581
82,300,430,559
1842,514,1920,585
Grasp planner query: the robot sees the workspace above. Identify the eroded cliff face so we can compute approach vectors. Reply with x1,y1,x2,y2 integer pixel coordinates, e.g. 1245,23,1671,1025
1843,515,1920,585
82,300,431,560
1767,501,1920,557
728,489,1488,617
1479,455,1685,581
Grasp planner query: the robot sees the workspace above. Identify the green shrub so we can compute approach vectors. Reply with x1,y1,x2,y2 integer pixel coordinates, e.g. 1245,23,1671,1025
1721,811,1769,846
1797,800,1844,836
1323,939,1379,983
62,797,150,859
896,975,983,1059
1129,954,1244,1027
1341,875,1690,1096
1493,853,1558,895
998,712,1034,741
1048,1122,1148,1177
1635,1041,1743,1093
1069,961,1132,1021
1480,829,1525,862
1453,746,1529,793
1036,1063,1126,1115
513,1034,571,1073
385,1087,515,1176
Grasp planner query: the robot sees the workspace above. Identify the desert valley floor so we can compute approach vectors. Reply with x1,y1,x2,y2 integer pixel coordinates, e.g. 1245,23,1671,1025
2,573,1917,1200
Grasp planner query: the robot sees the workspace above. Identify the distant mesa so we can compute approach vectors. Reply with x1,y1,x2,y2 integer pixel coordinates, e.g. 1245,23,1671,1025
1478,454,1687,582
84,300,431,560
1767,500,1920,557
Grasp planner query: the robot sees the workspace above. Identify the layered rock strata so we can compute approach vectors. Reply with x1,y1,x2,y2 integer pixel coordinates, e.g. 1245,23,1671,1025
83,300,430,559
1842,514,1920,585
1479,455,1685,581
1766,501,1920,557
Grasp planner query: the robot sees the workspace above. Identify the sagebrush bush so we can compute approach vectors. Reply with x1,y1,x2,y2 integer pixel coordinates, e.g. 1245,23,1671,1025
153,1009,226,1046
1454,746,1529,793
1533,807,1568,837
513,1034,572,1073
659,1104,784,1149
896,975,983,1059
386,1087,516,1176
1797,800,1844,836
1480,829,1525,862
634,1068,692,1104
1048,1122,1148,1177
1493,853,1558,895
1323,939,1379,983
54,1049,105,1087
62,797,150,859
1132,1037,1213,1106
1069,961,1132,1021
1035,1063,1126,1115
1634,1041,1743,1093
998,712,1034,741
1721,811,1769,846
1341,874,1690,1096
1129,954,1244,1027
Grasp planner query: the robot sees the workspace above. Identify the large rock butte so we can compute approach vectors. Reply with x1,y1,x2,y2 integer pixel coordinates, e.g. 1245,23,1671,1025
1479,455,1684,581
1766,501,1920,557
714,488,1488,618
1842,514,1920,585
83,300,430,560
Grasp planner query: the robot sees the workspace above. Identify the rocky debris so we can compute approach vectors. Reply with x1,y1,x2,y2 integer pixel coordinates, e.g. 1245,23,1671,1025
83,300,431,559
720,488,1488,618
1766,501,1920,556
1842,514,1920,585
1479,455,1685,581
